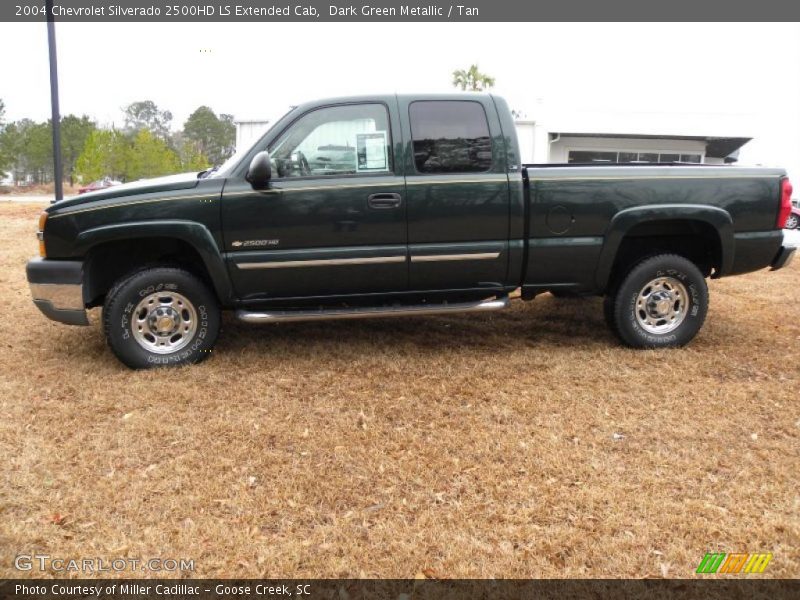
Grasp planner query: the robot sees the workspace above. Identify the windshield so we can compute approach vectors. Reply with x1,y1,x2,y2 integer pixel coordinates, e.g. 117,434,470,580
203,145,250,179
204,106,296,179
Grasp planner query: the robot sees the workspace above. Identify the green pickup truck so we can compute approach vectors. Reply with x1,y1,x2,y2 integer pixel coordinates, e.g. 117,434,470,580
27,94,796,369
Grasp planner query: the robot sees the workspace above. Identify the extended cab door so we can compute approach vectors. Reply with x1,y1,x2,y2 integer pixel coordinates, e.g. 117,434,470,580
221,101,407,302
397,97,510,292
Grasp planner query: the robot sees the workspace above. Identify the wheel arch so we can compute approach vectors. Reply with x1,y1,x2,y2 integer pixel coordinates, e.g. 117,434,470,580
595,205,734,291
77,220,234,307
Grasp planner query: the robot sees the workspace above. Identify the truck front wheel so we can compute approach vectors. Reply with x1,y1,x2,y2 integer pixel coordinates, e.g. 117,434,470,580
607,254,708,348
102,267,220,369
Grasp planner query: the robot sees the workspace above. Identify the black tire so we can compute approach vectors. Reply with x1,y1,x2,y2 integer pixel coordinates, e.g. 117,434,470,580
102,267,220,369
786,214,799,229
607,254,708,348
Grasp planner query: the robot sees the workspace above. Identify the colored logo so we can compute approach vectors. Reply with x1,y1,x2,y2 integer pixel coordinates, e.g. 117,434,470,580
696,552,772,574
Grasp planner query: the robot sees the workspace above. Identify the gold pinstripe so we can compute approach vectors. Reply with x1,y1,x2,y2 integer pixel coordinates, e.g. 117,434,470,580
49,178,507,216
48,192,216,218
49,172,776,217
405,177,509,185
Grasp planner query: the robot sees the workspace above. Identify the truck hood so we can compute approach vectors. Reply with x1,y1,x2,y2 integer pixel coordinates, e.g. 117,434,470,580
50,172,201,212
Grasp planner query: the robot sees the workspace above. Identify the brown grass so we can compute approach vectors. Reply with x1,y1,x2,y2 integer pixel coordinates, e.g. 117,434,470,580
0,183,81,197
0,202,798,579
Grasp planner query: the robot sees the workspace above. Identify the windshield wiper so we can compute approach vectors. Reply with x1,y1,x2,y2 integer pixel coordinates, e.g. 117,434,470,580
198,165,219,179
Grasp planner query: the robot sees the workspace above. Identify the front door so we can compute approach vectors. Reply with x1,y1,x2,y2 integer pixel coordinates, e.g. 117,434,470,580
221,102,407,303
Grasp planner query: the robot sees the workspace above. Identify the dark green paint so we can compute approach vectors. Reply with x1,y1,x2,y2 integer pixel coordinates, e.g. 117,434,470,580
38,94,788,309
75,219,234,303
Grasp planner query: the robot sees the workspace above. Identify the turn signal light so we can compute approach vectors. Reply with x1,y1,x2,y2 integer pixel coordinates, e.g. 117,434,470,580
778,178,793,229
38,211,47,257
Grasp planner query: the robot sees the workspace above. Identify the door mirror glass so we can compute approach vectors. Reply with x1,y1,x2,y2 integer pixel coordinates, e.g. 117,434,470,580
245,151,272,188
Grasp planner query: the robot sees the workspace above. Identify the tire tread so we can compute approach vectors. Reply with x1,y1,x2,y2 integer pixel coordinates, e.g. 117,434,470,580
102,267,219,369
608,253,708,348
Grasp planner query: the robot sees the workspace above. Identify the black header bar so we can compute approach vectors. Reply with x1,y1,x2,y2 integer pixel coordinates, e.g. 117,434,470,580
4,0,800,22
2,579,800,600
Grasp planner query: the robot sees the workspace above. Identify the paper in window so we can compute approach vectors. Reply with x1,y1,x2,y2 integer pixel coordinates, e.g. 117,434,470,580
356,131,388,172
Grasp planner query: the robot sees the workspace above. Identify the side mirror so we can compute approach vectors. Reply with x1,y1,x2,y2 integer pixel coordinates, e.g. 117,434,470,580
245,151,272,188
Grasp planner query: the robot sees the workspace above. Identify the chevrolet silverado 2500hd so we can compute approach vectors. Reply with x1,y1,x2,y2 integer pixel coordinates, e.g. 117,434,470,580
27,94,796,368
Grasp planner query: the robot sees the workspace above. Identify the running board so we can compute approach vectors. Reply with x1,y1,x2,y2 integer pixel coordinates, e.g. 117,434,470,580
236,296,509,323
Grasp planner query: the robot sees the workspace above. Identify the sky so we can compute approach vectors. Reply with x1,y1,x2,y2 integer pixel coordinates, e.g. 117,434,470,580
1,22,799,181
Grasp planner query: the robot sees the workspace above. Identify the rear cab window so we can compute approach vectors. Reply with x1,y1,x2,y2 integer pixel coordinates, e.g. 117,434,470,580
409,101,493,174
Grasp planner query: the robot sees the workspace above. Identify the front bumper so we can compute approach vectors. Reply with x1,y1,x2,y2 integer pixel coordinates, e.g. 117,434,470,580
770,245,796,271
26,258,89,326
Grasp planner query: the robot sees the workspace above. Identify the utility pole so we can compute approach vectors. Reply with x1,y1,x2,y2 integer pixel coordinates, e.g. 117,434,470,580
45,0,63,202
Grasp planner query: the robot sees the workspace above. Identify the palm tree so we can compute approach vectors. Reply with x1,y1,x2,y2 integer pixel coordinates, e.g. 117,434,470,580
452,65,496,91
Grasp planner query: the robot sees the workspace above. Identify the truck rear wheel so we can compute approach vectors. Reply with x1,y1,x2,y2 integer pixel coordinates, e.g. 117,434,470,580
607,254,708,348
102,267,220,369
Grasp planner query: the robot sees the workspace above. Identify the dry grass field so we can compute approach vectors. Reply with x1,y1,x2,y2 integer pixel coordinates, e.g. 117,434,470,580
0,202,798,579
0,183,81,197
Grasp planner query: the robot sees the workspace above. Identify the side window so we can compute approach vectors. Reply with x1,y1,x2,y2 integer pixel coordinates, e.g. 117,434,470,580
409,101,493,174
269,104,392,178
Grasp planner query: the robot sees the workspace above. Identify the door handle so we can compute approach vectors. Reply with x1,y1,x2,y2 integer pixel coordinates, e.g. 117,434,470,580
367,193,402,209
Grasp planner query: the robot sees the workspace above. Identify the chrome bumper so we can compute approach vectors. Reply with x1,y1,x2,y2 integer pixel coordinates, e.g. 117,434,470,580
26,258,89,326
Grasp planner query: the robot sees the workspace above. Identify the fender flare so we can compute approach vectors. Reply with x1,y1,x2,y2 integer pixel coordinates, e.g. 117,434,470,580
595,204,734,290
75,220,234,304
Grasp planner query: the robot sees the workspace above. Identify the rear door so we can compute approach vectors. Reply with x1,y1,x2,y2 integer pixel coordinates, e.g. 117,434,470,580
397,97,510,292
221,101,407,302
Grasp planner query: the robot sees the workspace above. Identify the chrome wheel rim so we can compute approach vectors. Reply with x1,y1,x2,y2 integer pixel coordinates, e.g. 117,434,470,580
635,276,689,335
131,291,197,354
787,215,799,229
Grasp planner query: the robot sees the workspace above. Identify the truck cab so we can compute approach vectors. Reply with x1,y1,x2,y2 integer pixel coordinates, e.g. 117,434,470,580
219,94,519,303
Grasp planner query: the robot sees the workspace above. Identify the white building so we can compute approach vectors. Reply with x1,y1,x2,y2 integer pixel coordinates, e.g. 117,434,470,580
234,118,271,153
516,106,752,166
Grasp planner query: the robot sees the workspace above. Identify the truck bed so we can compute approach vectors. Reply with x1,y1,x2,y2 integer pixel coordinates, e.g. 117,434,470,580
518,164,786,295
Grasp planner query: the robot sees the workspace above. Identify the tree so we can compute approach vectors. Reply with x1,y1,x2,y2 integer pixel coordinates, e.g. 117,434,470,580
452,64,496,91
0,121,24,182
0,99,8,178
219,113,235,155
60,115,96,185
76,129,129,183
0,119,53,183
25,121,54,184
1,113,95,184
126,129,180,181
182,106,236,165
77,128,186,183
123,100,173,141
177,140,209,173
